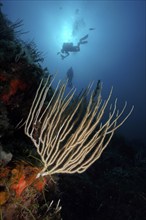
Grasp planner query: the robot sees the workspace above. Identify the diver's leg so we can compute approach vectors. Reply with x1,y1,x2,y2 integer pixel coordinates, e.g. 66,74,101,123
74,45,80,51
79,40,88,45
79,34,88,42
77,42,80,47
66,51,69,57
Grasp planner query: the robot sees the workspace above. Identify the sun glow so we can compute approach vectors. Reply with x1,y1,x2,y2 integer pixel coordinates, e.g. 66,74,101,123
61,23,73,43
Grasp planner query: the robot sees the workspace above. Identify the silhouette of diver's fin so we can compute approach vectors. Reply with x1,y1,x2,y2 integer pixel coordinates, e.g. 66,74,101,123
79,40,88,44
80,34,88,42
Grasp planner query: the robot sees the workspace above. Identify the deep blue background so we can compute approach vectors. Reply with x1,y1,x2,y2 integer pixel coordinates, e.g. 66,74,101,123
1,0,146,145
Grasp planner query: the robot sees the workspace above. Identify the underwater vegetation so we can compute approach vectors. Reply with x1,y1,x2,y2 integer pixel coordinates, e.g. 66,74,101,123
24,76,133,178
0,4,146,220
0,160,61,219
0,6,59,220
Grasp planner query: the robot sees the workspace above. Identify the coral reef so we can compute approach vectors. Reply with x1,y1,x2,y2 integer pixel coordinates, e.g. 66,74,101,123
0,6,58,219
0,161,61,220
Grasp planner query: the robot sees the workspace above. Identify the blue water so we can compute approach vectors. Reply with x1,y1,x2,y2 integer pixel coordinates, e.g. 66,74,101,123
2,0,146,145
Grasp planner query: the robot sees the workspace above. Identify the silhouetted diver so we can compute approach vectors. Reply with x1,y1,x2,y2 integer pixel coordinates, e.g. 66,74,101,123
57,34,88,60
66,67,74,88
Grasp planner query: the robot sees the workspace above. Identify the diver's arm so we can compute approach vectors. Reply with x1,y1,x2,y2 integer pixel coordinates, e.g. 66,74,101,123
61,51,69,60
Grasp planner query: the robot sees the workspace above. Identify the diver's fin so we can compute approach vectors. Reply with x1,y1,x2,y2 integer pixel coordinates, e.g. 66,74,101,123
79,40,88,45
80,34,88,42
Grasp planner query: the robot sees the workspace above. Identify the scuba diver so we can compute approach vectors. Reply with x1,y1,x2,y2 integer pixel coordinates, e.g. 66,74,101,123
57,34,88,60
66,67,74,88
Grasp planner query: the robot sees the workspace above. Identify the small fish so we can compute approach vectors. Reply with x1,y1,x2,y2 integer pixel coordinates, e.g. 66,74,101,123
89,28,95,31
